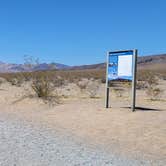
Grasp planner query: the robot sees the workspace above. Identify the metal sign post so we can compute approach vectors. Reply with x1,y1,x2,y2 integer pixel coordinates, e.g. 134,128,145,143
131,50,137,111
105,49,137,111
105,52,110,108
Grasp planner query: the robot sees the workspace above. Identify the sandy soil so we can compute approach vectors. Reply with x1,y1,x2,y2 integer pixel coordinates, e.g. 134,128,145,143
0,80,166,165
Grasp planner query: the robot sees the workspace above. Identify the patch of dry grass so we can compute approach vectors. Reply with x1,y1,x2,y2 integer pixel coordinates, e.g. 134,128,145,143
0,68,165,102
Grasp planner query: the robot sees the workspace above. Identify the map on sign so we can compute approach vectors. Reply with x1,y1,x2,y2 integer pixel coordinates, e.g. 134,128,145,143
108,51,133,81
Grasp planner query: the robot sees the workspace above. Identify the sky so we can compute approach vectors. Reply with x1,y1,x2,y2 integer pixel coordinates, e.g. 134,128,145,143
0,0,166,65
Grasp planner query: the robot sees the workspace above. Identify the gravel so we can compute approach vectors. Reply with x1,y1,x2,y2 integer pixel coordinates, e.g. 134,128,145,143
0,112,164,166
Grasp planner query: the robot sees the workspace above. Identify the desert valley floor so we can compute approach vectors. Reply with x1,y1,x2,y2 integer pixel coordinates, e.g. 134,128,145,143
0,80,166,165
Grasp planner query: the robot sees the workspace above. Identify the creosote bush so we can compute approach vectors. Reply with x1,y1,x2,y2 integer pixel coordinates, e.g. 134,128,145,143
146,87,162,101
139,71,163,100
86,80,100,98
31,75,60,105
76,78,89,91
137,71,158,86
32,76,53,98
112,88,124,98
136,81,147,90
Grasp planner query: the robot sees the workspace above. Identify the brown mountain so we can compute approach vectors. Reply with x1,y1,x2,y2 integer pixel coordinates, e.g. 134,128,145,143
70,54,166,72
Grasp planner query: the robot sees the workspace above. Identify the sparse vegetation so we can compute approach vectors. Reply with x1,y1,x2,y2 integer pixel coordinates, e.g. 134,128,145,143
86,79,100,98
0,77,6,85
76,78,89,91
112,87,124,98
138,71,163,100
32,76,53,98
31,75,60,105
146,86,163,101
0,67,165,102
136,81,147,90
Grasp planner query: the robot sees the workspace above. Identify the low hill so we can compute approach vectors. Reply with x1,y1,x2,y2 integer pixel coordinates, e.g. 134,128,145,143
70,54,166,72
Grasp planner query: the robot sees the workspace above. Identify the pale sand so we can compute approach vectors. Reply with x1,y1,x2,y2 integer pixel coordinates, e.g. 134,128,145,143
0,81,166,164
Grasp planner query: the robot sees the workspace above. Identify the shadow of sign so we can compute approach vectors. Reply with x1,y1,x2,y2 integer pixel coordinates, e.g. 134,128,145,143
123,106,164,112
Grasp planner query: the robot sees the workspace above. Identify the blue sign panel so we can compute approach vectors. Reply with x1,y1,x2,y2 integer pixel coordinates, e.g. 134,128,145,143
108,51,133,81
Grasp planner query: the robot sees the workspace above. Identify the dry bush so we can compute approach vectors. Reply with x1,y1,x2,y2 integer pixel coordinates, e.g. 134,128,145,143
76,78,89,91
107,81,131,98
76,78,100,98
101,78,106,84
0,72,25,86
137,70,158,85
6,76,23,87
146,86,163,101
31,75,60,104
137,70,164,100
136,81,147,90
32,76,52,98
0,77,6,85
9,78,22,86
86,80,100,98
52,76,66,87
112,87,124,98
140,72,163,100
23,57,60,104
137,70,159,91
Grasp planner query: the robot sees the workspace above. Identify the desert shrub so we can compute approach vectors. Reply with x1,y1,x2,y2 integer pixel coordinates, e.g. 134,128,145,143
112,87,124,98
31,72,60,105
147,75,158,87
137,70,160,97
137,70,164,100
136,81,147,89
123,81,132,88
146,86,163,101
76,78,89,91
21,72,32,81
32,76,53,98
8,77,23,87
52,76,65,87
31,75,60,105
1,72,25,86
140,72,164,100
101,78,106,84
0,77,6,84
10,78,19,86
86,80,100,98
137,71,158,86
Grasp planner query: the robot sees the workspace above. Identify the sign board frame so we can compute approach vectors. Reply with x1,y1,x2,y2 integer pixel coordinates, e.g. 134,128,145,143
105,49,137,111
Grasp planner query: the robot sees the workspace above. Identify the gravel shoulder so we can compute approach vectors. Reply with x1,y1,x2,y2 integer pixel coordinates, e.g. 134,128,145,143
1,111,164,166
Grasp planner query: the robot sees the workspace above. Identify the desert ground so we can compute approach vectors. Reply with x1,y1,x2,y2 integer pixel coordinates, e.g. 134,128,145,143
0,73,166,165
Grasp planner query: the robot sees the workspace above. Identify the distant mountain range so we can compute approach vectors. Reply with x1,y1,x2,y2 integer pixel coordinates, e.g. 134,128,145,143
0,54,166,73
0,62,69,73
